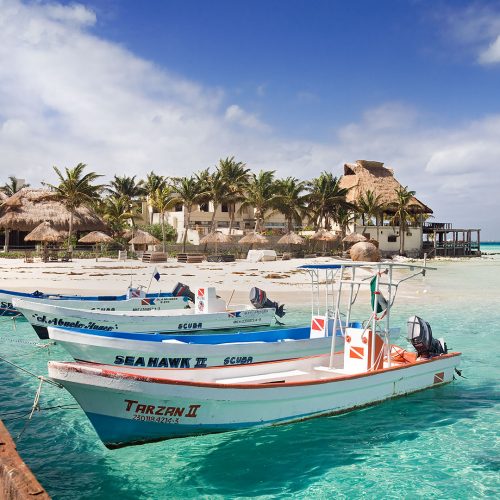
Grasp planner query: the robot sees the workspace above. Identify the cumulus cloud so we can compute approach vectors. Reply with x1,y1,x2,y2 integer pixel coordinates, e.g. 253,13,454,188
0,1,499,237
440,3,500,65
224,104,270,132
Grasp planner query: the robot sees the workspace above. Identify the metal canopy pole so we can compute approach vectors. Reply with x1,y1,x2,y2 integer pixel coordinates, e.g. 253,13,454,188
329,266,343,369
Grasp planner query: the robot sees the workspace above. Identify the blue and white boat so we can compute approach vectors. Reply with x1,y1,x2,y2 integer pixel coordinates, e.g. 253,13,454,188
48,262,461,449
0,284,190,318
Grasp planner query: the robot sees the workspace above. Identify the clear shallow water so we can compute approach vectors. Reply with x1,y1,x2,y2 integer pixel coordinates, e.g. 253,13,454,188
1,254,499,499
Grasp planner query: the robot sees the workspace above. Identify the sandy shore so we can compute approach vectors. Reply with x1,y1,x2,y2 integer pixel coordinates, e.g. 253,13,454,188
0,256,345,306
0,255,437,308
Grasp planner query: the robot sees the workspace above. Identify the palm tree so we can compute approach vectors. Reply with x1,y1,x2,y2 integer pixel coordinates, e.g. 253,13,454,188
142,172,167,223
204,169,227,232
335,206,358,241
149,185,174,252
1,176,29,196
169,176,204,252
217,157,250,234
389,185,416,255
306,172,351,229
239,170,279,233
43,163,104,246
356,189,384,241
103,196,137,237
107,175,145,226
274,177,308,233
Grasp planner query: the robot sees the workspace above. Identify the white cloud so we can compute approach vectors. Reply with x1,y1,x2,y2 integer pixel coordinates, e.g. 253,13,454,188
0,1,499,238
224,104,270,132
479,34,500,63
440,4,500,65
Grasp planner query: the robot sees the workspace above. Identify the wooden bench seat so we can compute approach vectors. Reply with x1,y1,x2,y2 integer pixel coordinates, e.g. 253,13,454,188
177,253,205,263
142,251,168,263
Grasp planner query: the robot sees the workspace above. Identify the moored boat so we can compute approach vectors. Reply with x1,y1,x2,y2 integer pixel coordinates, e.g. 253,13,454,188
14,286,285,339
48,262,462,449
0,284,190,318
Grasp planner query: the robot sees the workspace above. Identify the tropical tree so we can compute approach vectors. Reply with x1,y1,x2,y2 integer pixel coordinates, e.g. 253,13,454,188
239,170,279,233
217,156,250,234
102,196,137,237
335,206,358,241
169,176,204,252
274,177,308,233
43,163,104,246
1,176,29,196
142,172,167,223
356,189,385,241
306,172,351,230
203,169,228,232
389,185,416,255
149,185,174,252
107,175,145,225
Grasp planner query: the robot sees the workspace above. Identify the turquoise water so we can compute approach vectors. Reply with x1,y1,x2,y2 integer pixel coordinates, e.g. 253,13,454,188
1,253,499,499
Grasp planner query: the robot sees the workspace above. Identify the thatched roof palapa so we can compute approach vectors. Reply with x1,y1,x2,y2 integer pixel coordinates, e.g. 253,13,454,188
0,188,107,232
342,232,367,243
238,232,269,245
310,229,339,242
200,232,233,245
78,231,114,244
24,221,66,243
339,160,433,214
129,229,160,245
277,232,305,245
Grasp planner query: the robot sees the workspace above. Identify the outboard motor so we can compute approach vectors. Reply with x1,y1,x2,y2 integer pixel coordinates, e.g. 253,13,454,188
407,315,447,358
250,287,285,318
172,282,195,303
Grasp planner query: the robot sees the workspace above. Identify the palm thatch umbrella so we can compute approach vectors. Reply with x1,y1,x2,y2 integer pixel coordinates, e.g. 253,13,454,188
79,231,115,261
129,229,160,251
238,232,269,252
342,232,367,251
24,221,66,244
200,231,233,254
310,229,340,253
277,232,305,245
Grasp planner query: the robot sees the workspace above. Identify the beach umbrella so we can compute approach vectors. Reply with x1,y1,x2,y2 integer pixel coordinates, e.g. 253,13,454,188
310,229,340,253
129,229,160,252
238,232,269,245
129,230,160,245
24,221,66,244
200,231,233,254
79,231,115,261
277,232,305,245
342,232,367,244
78,231,114,244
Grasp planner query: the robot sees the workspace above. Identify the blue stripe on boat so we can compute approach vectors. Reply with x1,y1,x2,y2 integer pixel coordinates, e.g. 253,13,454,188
0,288,176,301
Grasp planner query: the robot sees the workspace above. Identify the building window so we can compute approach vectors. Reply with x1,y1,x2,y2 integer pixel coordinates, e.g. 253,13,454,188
175,204,183,212
221,203,229,213
388,235,397,242
199,202,209,212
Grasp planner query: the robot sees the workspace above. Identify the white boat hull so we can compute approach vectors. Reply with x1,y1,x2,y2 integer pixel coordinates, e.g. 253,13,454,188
47,326,335,368
13,298,277,339
48,352,461,448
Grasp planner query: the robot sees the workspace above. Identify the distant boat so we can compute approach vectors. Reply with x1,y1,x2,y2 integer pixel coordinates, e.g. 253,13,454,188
48,262,462,449
0,284,190,318
13,286,285,339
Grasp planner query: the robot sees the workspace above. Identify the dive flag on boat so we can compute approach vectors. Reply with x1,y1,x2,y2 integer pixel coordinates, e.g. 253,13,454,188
153,268,161,281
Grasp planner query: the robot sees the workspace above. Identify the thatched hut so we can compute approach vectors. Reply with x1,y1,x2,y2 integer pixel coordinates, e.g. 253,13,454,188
0,188,106,250
238,232,269,245
25,222,66,244
339,160,433,218
129,229,160,251
277,232,305,245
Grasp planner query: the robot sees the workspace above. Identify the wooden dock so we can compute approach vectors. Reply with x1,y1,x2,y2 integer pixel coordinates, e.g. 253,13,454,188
423,223,481,257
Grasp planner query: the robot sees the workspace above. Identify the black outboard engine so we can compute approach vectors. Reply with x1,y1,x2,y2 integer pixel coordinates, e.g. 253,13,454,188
407,315,447,358
172,282,195,303
250,287,285,318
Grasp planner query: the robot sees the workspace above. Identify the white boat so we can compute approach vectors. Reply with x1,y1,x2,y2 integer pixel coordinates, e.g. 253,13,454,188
14,286,284,339
0,285,190,318
47,326,335,368
48,262,462,448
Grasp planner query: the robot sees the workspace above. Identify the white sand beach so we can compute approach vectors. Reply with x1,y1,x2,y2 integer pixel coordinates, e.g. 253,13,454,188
0,256,384,306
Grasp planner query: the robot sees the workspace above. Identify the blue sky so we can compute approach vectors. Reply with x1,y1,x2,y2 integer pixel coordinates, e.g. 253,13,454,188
1,0,499,238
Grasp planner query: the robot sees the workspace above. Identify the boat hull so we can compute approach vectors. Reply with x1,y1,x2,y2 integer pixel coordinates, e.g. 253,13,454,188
14,298,277,339
47,326,335,368
48,353,461,448
0,289,188,318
